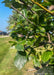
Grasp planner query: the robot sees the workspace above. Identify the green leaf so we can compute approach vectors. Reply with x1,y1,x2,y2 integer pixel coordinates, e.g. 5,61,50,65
22,9,27,17
14,51,27,70
15,44,24,51
26,40,33,46
41,51,53,63
9,41,17,46
33,56,41,67
38,26,45,33
49,56,54,65
15,0,23,4
35,37,41,47
9,41,17,44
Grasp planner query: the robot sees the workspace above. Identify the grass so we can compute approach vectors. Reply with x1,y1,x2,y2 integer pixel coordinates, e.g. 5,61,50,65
0,37,34,75
0,38,10,62
0,37,22,75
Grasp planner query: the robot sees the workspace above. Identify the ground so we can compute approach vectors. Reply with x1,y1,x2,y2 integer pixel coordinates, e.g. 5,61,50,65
0,37,22,75
0,37,36,75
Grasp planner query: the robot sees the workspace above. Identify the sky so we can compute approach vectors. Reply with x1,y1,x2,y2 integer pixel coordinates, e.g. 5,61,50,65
0,0,12,32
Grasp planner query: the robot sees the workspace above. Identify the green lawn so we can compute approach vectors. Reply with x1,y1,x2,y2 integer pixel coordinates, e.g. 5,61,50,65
0,38,10,62
0,37,22,75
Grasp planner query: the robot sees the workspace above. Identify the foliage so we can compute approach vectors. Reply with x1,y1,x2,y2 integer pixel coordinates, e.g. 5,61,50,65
2,0,54,70
34,66,54,75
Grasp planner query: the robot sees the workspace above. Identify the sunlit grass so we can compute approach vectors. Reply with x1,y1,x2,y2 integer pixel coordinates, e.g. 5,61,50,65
0,37,34,75
0,37,10,62
0,37,22,75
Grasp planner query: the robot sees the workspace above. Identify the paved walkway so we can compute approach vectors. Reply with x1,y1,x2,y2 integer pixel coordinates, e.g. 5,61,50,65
0,35,9,38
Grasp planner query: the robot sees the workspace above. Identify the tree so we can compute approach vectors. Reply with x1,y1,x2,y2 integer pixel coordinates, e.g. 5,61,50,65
2,0,54,70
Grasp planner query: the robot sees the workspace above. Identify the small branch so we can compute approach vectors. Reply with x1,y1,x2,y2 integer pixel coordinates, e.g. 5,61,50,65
39,42,54,46
47,32,51,43
20,0,37,14
46,33,54,46
32,0,54,16
11,5,34,25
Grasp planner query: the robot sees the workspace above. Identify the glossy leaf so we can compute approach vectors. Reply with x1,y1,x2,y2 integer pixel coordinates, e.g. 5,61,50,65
15,44,24,51
14,51,27,70
41,51,53,63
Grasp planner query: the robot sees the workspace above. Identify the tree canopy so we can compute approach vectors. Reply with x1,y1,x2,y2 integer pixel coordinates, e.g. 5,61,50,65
2,0,54,70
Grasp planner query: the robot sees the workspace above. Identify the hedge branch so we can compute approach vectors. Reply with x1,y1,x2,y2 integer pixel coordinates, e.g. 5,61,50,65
32,0,54,16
